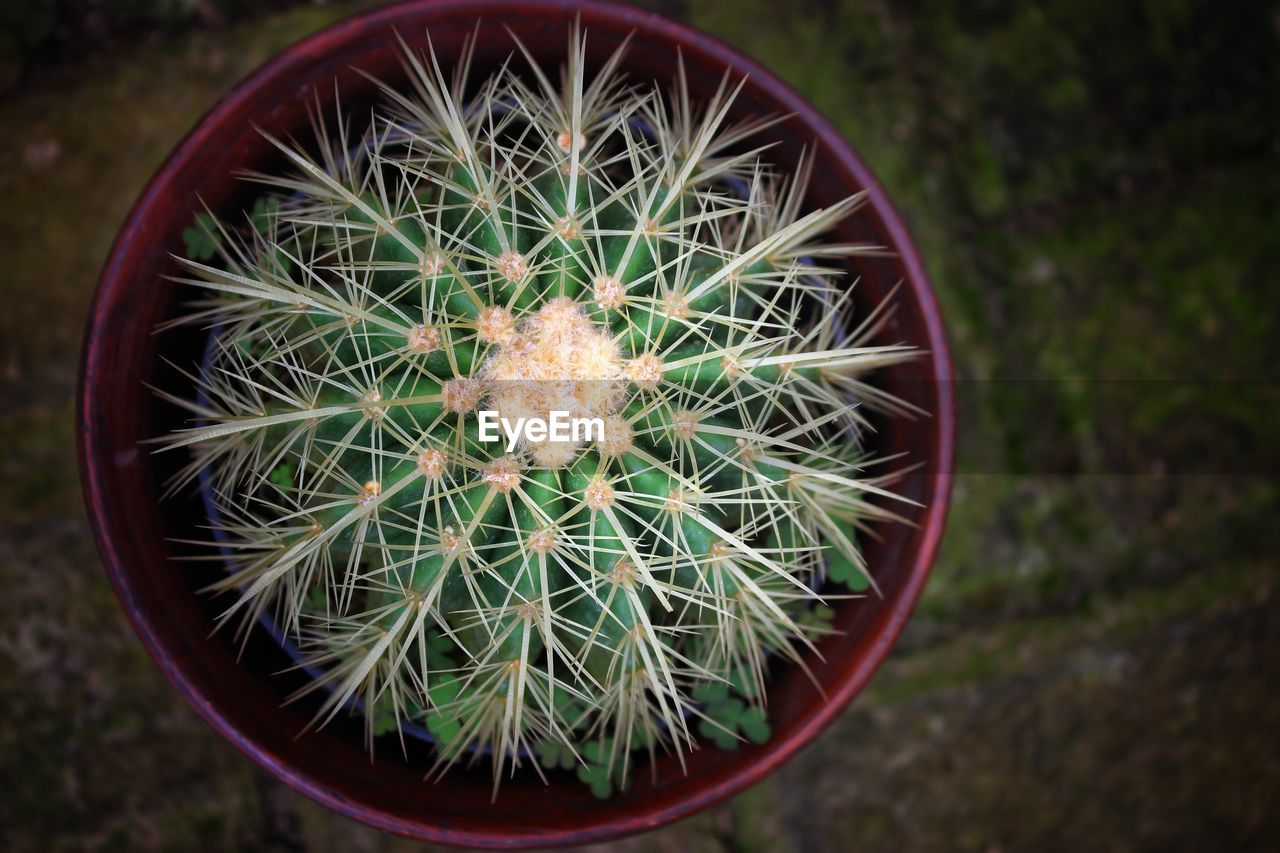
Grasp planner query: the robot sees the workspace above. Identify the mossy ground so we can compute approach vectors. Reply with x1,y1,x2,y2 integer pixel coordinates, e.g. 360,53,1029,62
1,1,1277,849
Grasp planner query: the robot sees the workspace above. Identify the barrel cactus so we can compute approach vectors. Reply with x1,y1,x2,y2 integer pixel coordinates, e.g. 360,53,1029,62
163,28,918,798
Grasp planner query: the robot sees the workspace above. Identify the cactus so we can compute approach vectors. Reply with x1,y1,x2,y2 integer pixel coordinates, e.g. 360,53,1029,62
162,28,919,798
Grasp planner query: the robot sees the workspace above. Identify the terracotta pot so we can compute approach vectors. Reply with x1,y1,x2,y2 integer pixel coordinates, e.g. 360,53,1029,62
78,0,955,846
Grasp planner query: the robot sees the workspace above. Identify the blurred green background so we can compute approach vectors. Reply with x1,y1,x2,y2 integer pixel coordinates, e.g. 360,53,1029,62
2,0,1278,849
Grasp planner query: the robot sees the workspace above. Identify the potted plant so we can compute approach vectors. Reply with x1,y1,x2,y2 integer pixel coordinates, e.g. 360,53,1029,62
78,0,954,846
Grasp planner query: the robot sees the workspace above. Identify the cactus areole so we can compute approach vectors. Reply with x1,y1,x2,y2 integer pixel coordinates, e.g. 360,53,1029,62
78,1,954,846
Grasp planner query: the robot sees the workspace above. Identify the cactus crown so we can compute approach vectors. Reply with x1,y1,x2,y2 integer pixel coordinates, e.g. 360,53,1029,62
163,27,919,798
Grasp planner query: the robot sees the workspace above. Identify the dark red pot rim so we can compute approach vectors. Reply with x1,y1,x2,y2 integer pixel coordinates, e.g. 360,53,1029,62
78,0,955,846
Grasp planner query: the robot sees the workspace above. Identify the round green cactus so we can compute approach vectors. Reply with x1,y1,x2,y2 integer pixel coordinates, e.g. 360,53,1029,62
164,28,918,797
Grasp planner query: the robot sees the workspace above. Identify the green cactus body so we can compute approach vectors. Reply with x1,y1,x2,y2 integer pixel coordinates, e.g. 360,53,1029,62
164,27,919,798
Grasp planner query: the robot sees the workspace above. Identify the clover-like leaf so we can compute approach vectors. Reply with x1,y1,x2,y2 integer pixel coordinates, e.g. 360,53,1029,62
268,461,295,491
369,701,399,737
181,212,221,260
727,664,762,701
576,739,629,799
250,197,281,233
536,739,576,772
692,681,731,705
798,602,837,631
827,549,871,591
696,682,772,750
737,705,770,744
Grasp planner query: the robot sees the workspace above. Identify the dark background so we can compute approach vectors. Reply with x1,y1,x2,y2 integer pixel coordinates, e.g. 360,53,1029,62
2,0,1278,849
